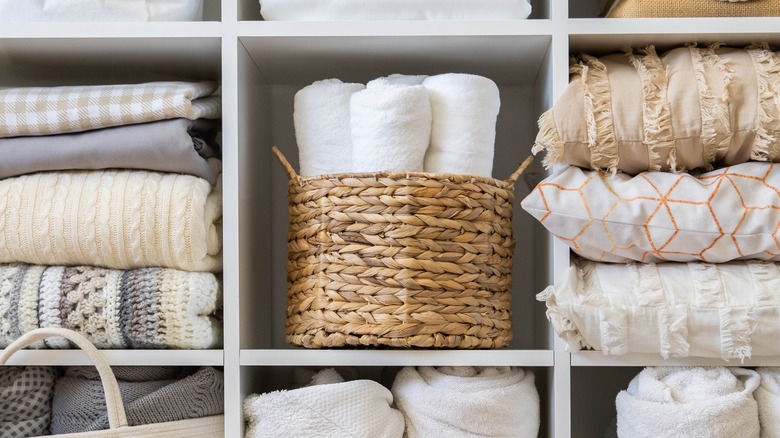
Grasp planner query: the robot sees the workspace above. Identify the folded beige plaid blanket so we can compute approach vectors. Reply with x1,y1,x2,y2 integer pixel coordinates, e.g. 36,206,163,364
0,81,221,137
0,168,222,272
0,264,221,349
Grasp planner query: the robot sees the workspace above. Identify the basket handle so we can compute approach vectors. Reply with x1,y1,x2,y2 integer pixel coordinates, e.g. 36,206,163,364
0,328,129,430
272,146,302,185
505,155,535,186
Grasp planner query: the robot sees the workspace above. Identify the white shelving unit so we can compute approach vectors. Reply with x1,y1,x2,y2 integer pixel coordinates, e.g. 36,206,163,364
2,0,778,436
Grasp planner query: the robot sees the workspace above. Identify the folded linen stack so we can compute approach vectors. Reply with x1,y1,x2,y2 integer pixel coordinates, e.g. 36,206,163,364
391,366,540,438
524,43,780,359
0,81,223,349
0,0,204,21
51,366,224,434
243,368,405,438
294,73,500,177
616,367,761,438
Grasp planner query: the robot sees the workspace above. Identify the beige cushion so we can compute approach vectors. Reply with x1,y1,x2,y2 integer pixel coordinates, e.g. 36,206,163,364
606,0,780,18
533,44,780,175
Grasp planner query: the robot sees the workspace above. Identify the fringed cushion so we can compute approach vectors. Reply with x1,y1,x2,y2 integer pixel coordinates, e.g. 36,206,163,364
521,162,780,264
605,0,780,18
533,44,780,175
537,257,780,360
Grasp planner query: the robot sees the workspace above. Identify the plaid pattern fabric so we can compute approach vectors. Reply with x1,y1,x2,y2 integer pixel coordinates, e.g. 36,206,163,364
0,366,57,437
0,81,220,138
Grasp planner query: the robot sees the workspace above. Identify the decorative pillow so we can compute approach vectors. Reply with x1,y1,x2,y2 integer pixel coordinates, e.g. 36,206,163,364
533,44,780,175
521,162,780,263
538,257,780,359
605,0,780,18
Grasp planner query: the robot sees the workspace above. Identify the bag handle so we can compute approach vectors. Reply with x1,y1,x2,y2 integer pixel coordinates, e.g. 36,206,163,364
0,328,129,430
271,146,534,187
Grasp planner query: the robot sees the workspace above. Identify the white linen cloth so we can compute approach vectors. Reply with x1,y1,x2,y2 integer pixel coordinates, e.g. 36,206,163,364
422,73,500,177
0,0,202,22
350,79,431,172
243,369,404,438
294,79,365,176
616,367,760,438
537,257,780,359
259,0,532,21
391,366,539,438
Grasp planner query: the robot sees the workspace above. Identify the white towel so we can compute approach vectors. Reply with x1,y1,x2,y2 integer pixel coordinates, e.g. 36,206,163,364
422,73,500,177
243,369,404,438
616,367,760,438
0,0,202,21
368,74,429,87
260,0,532,21
294,79,365,176
755,368,780,437
350,81,431,172
391,366,539,438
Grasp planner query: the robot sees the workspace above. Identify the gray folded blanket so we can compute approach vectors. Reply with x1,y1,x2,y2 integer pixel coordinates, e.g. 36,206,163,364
51,366,224,434
0,119,220,185
0,366,57,437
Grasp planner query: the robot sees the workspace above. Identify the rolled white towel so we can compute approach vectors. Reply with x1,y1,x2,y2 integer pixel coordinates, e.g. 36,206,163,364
350,80,431,172
293,79,365,176
755,368,780,437
368,74,429,87
616,367,760,438
422,73,500,177
243,369,404,438
391,366,539,438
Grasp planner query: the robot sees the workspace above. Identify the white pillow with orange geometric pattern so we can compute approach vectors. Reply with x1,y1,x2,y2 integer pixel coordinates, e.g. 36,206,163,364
521,162,780,263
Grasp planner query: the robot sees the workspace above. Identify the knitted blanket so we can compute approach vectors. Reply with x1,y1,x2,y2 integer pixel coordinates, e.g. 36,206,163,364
0,81,221,137
0,168,222,272
0,264,221,349
52,366,224,434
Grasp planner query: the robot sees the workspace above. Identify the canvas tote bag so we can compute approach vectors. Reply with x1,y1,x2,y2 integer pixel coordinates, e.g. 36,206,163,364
0,328,224,438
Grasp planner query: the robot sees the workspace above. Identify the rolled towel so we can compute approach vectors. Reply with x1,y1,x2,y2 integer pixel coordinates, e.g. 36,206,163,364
244,369,404,438
350,80,431,172
422,73,500,177
755,367,780,437
368,74,429,87
294,79,365,176
391,366,539,438
616,367,760,438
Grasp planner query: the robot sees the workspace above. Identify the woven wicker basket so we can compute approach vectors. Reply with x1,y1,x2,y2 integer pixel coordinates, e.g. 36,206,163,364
605,0,780,17
273,147,533,349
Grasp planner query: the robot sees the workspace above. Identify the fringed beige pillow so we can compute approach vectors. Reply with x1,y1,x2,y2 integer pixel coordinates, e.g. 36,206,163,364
533,44,780,175
605,0,780,18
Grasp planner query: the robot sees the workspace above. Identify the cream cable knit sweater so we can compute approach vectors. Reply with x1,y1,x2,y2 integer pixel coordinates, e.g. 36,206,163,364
0,166,222,272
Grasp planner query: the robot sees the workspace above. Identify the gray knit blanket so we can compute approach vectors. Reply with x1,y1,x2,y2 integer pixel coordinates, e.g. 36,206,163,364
0,264,221,349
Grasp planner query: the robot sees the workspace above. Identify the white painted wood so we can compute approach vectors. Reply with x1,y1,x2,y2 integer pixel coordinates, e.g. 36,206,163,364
1,350,224,366
241,349,555,367
572,352,780,367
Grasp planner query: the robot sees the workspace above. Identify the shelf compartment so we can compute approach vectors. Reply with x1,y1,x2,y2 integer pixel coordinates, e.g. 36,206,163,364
241,349,554,366
237,33,554,351
2,349,224,366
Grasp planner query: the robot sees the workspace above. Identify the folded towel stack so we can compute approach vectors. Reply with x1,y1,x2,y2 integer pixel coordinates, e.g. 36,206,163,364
294,73,500,177
0,0,203,22
243,368,404,438
616,367,761,437
391,366,539,438
51,366,224,434
259,0,532,21
0,81,223,349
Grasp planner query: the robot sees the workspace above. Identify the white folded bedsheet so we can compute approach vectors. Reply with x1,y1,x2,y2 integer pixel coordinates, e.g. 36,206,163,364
260,0,532,21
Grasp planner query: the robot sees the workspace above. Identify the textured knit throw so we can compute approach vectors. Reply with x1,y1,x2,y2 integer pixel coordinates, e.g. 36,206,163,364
0,81,221,137
0,366,57,438
0,168,222,272
0,264,221,349
533,44,780,175
51,366,224,434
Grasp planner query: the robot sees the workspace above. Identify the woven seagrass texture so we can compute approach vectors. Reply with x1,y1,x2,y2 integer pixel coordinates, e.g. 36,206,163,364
274,147,532,349
606,0,780,17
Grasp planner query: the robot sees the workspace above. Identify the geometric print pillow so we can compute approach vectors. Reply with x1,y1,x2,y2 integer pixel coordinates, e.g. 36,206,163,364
521,162,780,263
0,366,57,437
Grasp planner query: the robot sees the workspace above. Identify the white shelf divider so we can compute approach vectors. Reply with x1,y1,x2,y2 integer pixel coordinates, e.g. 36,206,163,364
2,350,224,366
571,351,780,367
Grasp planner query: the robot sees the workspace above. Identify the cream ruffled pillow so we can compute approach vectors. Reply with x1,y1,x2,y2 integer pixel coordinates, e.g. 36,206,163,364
533,44,780,174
